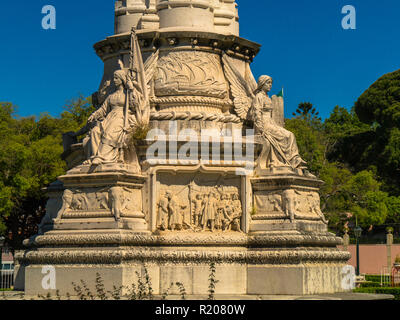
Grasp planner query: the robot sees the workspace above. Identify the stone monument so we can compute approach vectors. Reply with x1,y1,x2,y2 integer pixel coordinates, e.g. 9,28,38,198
16,0,350,296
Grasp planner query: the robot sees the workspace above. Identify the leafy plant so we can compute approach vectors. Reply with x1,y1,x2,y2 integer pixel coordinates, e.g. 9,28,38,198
95,273,108,300
161,282,174,300
208,262,219,300
176,282,187,300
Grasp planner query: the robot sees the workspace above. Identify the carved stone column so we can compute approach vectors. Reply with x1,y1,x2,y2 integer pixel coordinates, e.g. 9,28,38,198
115,0,147,34
157,0,215,31
214,0,239,35
140,0,160,29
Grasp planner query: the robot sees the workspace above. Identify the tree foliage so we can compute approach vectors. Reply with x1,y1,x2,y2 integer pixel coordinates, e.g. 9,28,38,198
350,69,400,194
0,97,93,250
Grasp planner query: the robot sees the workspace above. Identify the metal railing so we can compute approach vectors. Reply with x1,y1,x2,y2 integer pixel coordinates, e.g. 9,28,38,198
0,269,14,290
380,267,391,287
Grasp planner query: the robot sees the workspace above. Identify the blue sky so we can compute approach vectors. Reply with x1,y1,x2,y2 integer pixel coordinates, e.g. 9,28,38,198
0,0,399,119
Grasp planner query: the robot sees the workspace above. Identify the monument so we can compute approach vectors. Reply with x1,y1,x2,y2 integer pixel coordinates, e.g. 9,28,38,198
16,0,351,296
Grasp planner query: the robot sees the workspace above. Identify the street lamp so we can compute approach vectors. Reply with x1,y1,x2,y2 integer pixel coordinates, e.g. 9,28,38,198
354,226,363,276
0,236,4,279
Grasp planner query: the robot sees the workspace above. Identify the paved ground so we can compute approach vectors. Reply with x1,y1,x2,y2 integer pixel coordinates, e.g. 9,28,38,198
0,291,394,300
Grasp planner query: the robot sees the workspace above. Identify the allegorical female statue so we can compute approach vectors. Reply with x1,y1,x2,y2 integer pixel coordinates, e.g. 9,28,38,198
61,30,160,172
222,53,307,172
83,69,141,167
249,75,307,170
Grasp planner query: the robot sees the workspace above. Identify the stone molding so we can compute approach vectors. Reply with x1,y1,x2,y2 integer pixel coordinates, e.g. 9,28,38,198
150,110,240,123
15,248,350,265
26,232,343,247
94,31,260,62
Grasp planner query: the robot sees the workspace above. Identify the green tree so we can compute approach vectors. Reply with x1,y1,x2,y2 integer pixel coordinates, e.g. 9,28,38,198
355,69,400,128
0,97,94,250
293,102,322,122
351,69,400,194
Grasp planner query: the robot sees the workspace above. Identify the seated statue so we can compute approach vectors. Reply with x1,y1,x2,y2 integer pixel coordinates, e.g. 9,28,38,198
84,69,142,166
63,69,142,172
249,76,307,171
222,53,313,176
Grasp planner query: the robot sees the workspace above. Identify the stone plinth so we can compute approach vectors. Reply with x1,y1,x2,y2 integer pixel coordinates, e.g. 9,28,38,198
17,232,349,296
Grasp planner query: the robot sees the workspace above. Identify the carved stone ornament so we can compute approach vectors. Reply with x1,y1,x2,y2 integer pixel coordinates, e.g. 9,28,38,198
156,176,243,233
154,51,228,99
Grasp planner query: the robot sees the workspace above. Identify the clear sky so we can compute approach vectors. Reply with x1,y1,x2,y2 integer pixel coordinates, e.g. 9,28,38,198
0,0,399,119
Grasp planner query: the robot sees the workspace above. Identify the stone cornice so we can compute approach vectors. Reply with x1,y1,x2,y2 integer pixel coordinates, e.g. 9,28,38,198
93,30,261,62
25,232,343,248
15,247,350,265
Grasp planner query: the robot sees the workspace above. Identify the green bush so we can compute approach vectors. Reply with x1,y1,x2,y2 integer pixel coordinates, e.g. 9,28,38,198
354,287,400,300
365,275,391,283
360,281,382,288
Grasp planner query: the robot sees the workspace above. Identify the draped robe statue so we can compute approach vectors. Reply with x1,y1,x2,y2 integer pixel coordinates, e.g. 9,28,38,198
82,69,141,169
249,76,307,171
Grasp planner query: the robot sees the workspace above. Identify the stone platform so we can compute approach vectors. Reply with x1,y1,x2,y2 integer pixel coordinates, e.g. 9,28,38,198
16,231,350,296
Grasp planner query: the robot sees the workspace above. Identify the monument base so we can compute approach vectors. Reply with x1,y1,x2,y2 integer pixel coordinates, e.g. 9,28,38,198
16,231,350,296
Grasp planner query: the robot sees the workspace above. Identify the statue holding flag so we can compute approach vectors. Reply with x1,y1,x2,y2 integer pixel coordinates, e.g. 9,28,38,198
81,28,158,169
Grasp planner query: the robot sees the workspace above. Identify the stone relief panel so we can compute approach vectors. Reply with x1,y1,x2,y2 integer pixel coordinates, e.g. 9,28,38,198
56,187,143,221
156,172,242,232
154,51,228,99
254,189,328,224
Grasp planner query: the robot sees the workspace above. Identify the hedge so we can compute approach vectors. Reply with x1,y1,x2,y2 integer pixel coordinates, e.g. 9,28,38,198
353,287,400,300
365,275,391,283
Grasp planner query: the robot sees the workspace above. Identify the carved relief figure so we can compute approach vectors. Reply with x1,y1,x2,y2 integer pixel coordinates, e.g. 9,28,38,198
109,187,123,221
308,193,329,224
201,192,218,232
157,194,169,230
156,182,242,233
56,190,74,219
166,192,182,231
231,193,243,231
192,193,203,228
282,189,297,222
217,193,229,230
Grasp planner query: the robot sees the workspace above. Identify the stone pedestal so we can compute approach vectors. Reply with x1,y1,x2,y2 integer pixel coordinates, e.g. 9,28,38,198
17,231,348,296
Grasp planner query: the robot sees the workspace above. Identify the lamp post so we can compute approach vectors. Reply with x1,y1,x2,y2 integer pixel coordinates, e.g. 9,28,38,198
354,225,363,276
0,236,4,288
